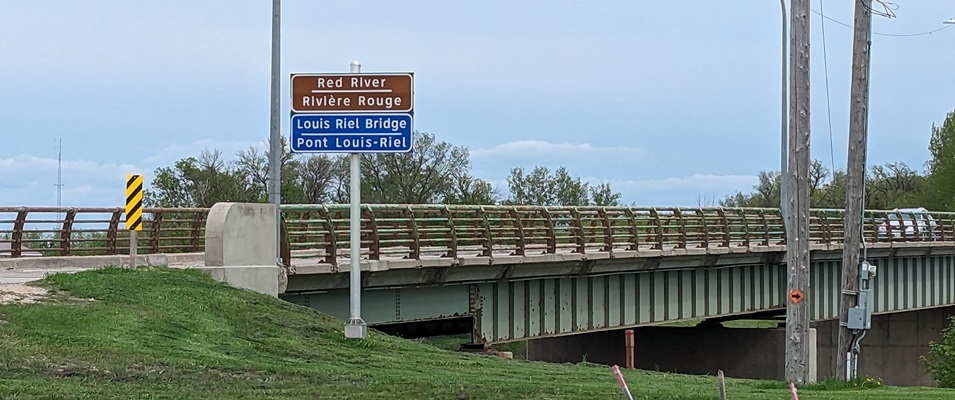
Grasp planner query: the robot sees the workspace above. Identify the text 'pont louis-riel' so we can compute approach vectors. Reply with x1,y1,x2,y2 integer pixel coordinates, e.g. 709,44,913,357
301,76,405,110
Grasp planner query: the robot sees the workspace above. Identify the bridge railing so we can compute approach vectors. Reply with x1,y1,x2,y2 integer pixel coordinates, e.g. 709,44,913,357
0,207,209,257
4,205,955,265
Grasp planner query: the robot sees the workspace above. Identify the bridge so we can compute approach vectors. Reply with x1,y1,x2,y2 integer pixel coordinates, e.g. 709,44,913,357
3,204,955,384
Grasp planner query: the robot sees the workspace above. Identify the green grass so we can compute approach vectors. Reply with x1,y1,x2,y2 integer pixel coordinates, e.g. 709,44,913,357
0,267,952,399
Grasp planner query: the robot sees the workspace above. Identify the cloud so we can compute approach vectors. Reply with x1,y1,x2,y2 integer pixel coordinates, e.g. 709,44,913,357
603,174,759,193
471,140,647,161
142,139,265,165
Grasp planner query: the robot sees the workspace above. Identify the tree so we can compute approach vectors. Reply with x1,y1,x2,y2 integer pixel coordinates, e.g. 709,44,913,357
924,110,955,211
234,137,317,204
590,182,622,206
299,154,346,204
865,162,927,210
443,172,499,205
719,171,781,208
143,131,628,208
145,149,258,208
505,165,621,206
353,131,495,204
812,170,847,208
809,159,830,200
721,159,935,211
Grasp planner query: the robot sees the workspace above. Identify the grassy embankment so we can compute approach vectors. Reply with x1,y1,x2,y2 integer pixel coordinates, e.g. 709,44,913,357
0,267,951,399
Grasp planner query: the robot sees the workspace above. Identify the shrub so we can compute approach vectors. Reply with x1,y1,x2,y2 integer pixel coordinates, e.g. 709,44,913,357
922,315,955,387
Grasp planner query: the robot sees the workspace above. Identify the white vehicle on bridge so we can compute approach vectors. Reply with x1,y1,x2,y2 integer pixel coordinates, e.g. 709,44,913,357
876,207,938,240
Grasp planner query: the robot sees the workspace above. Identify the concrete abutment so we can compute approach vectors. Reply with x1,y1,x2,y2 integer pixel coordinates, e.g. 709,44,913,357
202,202,283,297
527,306,955,386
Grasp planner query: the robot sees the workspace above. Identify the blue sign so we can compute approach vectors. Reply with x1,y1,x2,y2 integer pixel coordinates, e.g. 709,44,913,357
290,113,413,153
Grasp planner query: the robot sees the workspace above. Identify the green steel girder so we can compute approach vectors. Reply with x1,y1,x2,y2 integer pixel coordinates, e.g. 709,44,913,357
284,253,955,344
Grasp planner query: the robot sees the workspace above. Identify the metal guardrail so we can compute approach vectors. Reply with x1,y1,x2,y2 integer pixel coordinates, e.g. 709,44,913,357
3,205,954,266
0,207,209,258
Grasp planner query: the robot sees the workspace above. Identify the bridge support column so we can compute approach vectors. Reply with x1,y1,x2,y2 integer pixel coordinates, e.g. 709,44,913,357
203,202,285,297
527,324,817,383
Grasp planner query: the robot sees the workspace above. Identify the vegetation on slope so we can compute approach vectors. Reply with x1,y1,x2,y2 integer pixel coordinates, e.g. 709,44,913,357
0,267,952,399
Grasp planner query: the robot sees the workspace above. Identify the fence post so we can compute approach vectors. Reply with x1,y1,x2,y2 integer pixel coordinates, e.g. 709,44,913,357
190,210,205,252
717,208,731,247
625,329,635,370
649,208,664,250
570,207,585,254
599,208,613,252
540,207,556,254
625,207,640,251
11,210,27,258
442,206,458,259
365,207,380,260
320,205,339,271
477,206,493,257
404,206,419,260
149,210,164,253
697,208,711,248
509,207,526,256
107,209,121,255
674,208,688,249
60,208,76,256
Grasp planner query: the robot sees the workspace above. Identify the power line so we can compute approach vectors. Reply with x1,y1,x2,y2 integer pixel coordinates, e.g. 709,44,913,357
819,0,836,179
812,8,955,37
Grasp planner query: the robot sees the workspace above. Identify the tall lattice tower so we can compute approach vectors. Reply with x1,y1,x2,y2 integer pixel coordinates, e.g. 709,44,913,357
55,138,63,212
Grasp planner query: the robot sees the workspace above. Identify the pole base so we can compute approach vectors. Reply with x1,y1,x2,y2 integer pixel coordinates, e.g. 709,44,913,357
344,318,368,339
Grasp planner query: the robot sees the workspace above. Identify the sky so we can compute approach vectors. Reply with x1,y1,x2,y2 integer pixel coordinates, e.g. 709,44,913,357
1,1,954,208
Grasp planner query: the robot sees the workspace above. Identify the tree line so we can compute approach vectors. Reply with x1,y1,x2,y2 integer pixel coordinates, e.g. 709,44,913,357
144,132,623,208
720,109,955,212
144,108,954,211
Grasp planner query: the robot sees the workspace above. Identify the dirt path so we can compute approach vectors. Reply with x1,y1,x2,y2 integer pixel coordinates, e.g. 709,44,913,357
0,282,49,305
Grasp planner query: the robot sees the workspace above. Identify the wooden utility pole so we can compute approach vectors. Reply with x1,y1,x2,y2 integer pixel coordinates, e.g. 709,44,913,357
837,0,873,381
785,0,812,385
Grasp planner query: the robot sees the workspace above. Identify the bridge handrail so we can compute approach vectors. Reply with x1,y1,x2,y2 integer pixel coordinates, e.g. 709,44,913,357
3,205,954,264
0,207,209,258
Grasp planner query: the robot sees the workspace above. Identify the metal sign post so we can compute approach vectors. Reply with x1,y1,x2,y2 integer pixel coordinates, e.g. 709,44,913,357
346,61,367,340
267,0,283,267
289,64,415,340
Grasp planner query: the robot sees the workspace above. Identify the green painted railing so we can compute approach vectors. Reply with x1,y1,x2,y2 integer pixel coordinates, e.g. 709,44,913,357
3,205,954,268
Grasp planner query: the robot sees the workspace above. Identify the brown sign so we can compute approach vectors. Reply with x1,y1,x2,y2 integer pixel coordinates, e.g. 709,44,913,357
291,73,413,113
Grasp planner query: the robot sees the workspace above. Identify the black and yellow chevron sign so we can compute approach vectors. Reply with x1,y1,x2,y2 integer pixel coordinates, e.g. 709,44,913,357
125,174,144,231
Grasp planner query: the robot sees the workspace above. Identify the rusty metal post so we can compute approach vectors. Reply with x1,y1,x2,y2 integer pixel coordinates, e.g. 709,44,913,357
673,208,688,249
190,211,204,252
149,210,163,254
320,205,339,271
625,329,635,370
442,206,458,258
598,208,613,252
107,210,121,255
59,209,76,256
570,207,585,254
11,210,27,258
404,206,420,260
508,207,526,256
649,208,664,250
624,207,640,251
